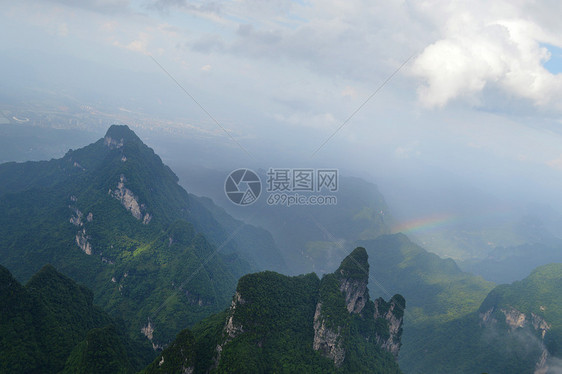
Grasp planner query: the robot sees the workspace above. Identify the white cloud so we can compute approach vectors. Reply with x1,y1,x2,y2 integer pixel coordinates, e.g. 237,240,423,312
341,86,358,98
546,155,562,170
394,141,421,160
272,111,338,130
113,31,151,54
57,22,69,36
411,1,562,111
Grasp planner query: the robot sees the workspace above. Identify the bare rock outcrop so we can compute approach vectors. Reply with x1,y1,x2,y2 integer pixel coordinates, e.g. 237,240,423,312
480,306,552,373
374,296,405,358
313,247,405,365
110,175,151,224
104,135,124,149
75,228,92,255
340,275,368,314
213,292,245,368
312,303,346,366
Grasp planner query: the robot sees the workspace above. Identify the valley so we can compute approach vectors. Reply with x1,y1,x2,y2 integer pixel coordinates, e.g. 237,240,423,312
0,124,561,373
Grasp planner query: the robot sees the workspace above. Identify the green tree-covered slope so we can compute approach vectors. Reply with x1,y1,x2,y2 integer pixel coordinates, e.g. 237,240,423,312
357,234,496,372
143,248,405,373
359,234,562,373
0,264,148,374
401,263,562,374
359,234,494,325
0,124,282,346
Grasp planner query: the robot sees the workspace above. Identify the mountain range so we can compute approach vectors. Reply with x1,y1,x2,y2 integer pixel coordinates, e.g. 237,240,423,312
142,247,405,373
1,124,561,373
357,234,562,373
0,263,148,373
0,125,283,348
170,164,392,275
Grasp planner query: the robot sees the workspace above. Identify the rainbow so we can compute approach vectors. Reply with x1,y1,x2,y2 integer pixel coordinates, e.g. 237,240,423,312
391,213,458,235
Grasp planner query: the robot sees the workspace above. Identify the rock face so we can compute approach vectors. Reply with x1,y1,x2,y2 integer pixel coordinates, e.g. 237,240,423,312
70,208,83,226
144,329,196,374
142,319,164,351
480,306,551,339
223,292,245,340
213,292,245,369
110,174,151,224
340,275,368,314
337,246,371,316
69,200,96,255
311,248,371,366
312,247,405,366
112,175,142,219
104,135,124,150
479,306,552,373
75,228,92,255
156,249,404,373
374,296,405,358
312,303,346,366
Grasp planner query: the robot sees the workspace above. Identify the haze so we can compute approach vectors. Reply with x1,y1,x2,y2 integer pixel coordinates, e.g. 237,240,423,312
2,0,562,265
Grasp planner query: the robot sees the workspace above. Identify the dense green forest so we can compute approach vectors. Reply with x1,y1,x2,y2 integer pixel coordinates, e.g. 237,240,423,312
2,124,561,373
0,264,149,373
359,234,562,373
143,248,405,373
0,125,284,347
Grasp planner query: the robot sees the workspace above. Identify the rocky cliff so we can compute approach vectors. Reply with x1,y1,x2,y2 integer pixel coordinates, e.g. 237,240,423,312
479,305,552,373
374,295,405,358
313,247,405,366
473,263,562,374
144,247,406,373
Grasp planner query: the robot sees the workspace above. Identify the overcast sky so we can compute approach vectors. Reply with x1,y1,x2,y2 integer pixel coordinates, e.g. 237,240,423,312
2,0,562,214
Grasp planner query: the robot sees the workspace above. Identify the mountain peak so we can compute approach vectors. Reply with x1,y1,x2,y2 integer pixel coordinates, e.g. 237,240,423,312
337,246,369,281
104,124,141,149
311,245,403,368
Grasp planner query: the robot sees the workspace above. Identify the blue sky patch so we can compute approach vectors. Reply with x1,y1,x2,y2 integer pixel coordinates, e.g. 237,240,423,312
541,43,562,74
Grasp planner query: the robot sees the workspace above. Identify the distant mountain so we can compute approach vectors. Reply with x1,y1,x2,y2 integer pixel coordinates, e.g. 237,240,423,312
358,234,494,325
192,194,288,273
356,234,495,371
0,123,102,164
460,240,562,284
359,234,562,373
0,124,283,346
0,264,148,373
403,263,562,374
477,263,562,372
381,165,562,261
142,248,405,373
170,164,393,275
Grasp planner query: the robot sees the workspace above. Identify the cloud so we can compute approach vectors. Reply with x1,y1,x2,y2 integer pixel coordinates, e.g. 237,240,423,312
112,31,151,54
100,21,118,32
341,86,358,98
271,111,338,130
411,1,562,110
546,155,562,170
44,0,131,14
180,0,419,87
57,22,69,37
394,141,421,160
